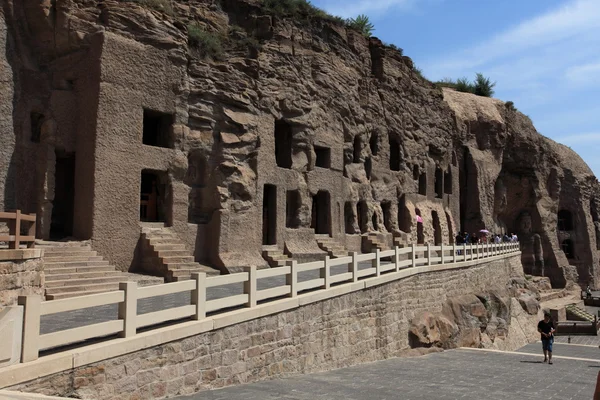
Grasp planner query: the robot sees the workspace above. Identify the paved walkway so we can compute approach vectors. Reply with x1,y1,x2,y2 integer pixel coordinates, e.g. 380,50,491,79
177,345,600,400
41,260,388,334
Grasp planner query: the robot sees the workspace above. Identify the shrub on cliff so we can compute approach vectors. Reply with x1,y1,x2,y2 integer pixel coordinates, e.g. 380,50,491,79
455,77,474,93
347,14,375,36
187,24,224,60
435,73,495,97
473,73,496,97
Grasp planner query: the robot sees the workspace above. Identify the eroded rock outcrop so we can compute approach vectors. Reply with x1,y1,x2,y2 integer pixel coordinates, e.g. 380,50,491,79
409,278,542,350
1,0,599,284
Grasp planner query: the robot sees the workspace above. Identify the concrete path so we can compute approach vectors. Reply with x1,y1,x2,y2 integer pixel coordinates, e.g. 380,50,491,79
41,261,386,334
177,345,600,400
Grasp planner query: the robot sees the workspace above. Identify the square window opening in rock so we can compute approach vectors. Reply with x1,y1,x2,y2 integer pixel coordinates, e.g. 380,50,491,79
142,109,174,148
315,146,331,169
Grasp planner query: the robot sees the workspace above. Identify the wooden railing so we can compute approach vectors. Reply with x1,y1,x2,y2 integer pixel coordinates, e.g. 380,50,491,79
0,210,36,249
16,241,521,363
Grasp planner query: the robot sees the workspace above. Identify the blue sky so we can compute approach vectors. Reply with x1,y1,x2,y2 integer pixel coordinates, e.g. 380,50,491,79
312,0,600,176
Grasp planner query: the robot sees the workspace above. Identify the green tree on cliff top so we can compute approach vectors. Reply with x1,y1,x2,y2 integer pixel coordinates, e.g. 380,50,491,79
348,14,375,36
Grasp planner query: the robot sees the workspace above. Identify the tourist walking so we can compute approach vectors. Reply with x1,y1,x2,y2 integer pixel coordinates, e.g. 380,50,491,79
537,312,555,364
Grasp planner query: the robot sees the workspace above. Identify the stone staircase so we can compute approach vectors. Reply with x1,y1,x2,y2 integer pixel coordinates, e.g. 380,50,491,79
393,231,410,248
364,233,391,252
565,304,596,322
39,241,129,300
539,288,568,303
316,235,348,258
262,246,291,267
142,224,220,281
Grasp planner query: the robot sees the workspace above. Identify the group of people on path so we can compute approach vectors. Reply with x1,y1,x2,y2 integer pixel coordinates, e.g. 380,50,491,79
455,231,518,246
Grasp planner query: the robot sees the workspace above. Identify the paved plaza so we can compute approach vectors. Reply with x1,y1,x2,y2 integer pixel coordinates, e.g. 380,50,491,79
177,344,600,400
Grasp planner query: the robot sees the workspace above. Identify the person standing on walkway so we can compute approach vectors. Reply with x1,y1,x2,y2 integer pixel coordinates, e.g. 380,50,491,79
538,312,555,364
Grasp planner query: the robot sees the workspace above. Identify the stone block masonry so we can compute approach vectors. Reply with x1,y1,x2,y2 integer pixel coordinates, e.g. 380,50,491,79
0,258,44,308
10,255,536,399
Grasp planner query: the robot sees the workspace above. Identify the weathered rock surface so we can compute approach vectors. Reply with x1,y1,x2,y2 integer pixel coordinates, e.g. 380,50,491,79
409,285,540,350
0,0,599,286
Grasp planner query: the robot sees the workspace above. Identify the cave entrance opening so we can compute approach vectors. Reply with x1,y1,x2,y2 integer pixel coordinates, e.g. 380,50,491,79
557,210,574,231
345,202,355,234
311,191,331,235
357,201,368,234
435,168,443,199
561,239,575,259
418,173,427,196
432,211,442,245
262,184,277,245
50,151,76,239
140,170,170,224
286,190,300,229
275,120,293,169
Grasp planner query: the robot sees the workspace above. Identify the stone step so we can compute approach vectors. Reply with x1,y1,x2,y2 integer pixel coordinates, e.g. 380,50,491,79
45,271,123,281
169,267,220,279
45,276,125,288
37,243,91,249
147,233,177,240
45,260,110,268
148,238,181,246
42,249,95,257
166,262,209,270
45,288,116,300
43,255,102,262
157,250,191,258
45,265,117,274
45,282,121,295
153,244,186,251
162,256,195,264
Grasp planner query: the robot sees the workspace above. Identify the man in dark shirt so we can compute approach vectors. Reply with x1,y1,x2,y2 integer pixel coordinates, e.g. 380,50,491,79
537,312,555,364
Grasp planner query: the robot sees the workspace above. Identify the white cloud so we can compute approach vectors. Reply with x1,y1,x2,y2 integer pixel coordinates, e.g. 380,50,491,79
565,60,600,84
426,0,600,78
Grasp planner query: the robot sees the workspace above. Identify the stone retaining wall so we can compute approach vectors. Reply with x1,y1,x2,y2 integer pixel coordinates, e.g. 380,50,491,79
12,255,534,399
0,258,44,308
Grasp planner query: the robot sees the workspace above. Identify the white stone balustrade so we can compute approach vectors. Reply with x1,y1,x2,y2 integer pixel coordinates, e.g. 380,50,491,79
15,242,521,364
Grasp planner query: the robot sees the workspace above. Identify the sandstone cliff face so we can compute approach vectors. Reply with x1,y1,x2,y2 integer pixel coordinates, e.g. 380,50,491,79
1,0,598,286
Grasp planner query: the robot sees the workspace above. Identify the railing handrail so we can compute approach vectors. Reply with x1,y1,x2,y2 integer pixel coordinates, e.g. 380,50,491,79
16,241,521,363
0,210,36,249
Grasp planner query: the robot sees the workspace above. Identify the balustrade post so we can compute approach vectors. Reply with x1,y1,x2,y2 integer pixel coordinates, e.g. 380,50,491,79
350,252,359,282
27,214,36,248
18,295,40,362
243,266,257,307
191,272,206,320
394,246,400,272
374,248,381,276
440,243,445,264
427,243,432,266
9,210,21,249
470,243,474,261
118,281,137,338
321,257,331,289
462,244,466,261
287,260,298,297
452,244,457,263
412,244,417,267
